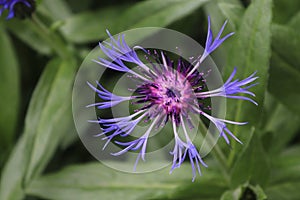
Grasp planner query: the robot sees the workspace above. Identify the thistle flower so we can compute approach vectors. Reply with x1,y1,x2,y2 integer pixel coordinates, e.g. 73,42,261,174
88,17,258,181
0,0,35,19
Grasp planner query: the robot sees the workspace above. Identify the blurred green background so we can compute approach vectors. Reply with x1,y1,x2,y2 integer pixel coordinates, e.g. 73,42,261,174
0,0,300,199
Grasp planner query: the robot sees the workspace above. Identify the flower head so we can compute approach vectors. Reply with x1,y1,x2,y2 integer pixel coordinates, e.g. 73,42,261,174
88,17,258,181
0,0,35,19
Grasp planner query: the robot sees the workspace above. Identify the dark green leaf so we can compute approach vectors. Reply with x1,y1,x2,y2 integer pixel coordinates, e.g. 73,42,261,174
268,53,300,116
262,93,300,154
269,24,300,116
268,25,300,115
273,0,300,24
288,11,300,31
0,58,77,200
230,132,270,188
0,28,20,154
270,146,300,184
271,24,300,72
223,0,272,159
266,182,300,200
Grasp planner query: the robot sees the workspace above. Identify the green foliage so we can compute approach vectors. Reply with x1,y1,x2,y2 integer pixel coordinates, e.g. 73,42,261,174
266,148,300,200
60,5,128,43
0,28,20,162
221,183,267,200
26,162,227,200
224,0,272,165
0,0,299,199
225,0,272,131
230,132,270,188
269,24,300,116
262,94,300,155
0,59,77,200
60,0,208,44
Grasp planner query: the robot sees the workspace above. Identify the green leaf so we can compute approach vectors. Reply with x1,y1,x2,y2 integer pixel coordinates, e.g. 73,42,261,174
166,180,227,200
116,0,208,31
26,162,226,200
268,54,300,116
0,28,20,156
230,132,270,188
61,0,208,44
273,0,300,24
60,5,128,43
224,0,272,161
271,24,300,72
269,24,300,116
24,59,77,183
262,93,300,154
288,11,300,31
0,58,77,200
270,146,300,184
266,182,300,200
38,0,72,21
268,57,300,114
204,0,244,31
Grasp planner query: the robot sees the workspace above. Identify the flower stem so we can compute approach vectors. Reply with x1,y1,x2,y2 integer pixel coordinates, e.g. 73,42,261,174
30,14,72,59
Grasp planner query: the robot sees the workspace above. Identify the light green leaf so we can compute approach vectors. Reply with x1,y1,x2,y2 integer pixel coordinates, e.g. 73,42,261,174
38,0,72,21
60,5,128,43
224,0,272,161
0,58,77,200
61,0,208,44
165,180,227,200
0,28,20,156
116,0,208,30
230,132,270,188
24,59,77,183
26,162,226,200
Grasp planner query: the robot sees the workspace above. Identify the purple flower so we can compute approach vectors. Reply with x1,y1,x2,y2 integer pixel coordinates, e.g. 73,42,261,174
88,17,258,181
86,81,133,109
0,0,34,19
202,16,234,61
197,67,258,105
170,116,208,182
